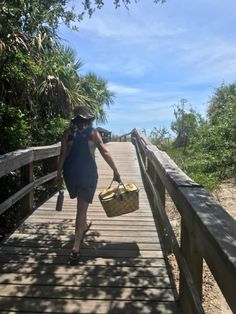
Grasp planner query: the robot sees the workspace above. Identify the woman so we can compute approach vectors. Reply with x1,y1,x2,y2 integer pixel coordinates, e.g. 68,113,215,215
55,106,120,261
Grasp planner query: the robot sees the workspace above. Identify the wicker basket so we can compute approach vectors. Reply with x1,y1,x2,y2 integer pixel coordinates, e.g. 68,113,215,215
99,181,139,217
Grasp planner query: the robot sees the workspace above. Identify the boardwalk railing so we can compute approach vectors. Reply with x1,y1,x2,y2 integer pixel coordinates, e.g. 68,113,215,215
1,130,236,313
123,128,236,314
0,143,60,217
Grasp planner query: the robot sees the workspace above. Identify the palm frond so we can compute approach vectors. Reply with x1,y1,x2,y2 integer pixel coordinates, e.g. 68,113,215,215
36,75,95,118
0,40,6,55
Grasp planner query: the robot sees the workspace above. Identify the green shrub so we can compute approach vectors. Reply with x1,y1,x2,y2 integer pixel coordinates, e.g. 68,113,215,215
31,116,68,146
0,102,32,153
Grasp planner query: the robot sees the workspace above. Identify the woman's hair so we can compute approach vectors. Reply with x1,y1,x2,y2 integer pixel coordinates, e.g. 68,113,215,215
71,106,95,130
72,115,93,130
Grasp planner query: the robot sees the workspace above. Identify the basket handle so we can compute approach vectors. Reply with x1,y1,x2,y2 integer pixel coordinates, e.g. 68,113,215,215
108,180,129,199
108,179,127,191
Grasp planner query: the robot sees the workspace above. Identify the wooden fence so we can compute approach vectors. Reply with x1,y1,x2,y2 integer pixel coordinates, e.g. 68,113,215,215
121,128,236,314
0,143,60,217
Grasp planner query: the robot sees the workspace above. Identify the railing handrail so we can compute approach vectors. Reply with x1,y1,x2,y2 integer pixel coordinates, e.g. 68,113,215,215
0,143,60,178
1,131,236,313
129,128,236,314
0,143,61,216
119,131,132,142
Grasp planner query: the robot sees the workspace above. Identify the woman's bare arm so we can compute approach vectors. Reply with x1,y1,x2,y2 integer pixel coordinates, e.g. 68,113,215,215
55,129,70,185
94,129,121,182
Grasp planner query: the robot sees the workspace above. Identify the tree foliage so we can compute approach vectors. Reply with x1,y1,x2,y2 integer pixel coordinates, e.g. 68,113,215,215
82,0,165,16
208,83,236,125
150,126,170,149
0,103,31,153
150,84,236,190
171,99,202,151
79,72,115,123
0,0,115,154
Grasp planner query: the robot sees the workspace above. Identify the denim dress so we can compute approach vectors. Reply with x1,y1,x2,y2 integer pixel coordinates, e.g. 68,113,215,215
63,127,98,203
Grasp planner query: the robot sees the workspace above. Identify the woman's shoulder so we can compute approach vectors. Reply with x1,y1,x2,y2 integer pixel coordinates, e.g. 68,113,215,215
62,127,73,141
63,127,72,136
93,128,104,146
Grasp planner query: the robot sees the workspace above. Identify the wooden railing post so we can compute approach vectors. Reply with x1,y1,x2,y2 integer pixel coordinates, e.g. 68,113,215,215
146,158,172,254
179,219,203,313
154,171,173,254
20,162,34,216
128,129,236,313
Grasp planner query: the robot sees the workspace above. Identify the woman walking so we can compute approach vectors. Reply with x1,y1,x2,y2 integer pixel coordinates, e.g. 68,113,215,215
55,106,120,261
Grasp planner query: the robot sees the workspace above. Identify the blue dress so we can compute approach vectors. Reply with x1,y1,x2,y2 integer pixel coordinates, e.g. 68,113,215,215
63,127,98,203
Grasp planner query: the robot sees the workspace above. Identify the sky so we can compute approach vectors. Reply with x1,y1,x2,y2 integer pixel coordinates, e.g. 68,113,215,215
59,0,236,135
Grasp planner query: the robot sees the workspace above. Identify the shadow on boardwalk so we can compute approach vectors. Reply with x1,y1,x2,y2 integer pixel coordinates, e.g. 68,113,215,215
0,220,178,313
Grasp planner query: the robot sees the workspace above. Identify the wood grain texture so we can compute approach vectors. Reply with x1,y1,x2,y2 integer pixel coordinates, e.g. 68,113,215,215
133,128,236,314
0,142,179,314
0,143,60,178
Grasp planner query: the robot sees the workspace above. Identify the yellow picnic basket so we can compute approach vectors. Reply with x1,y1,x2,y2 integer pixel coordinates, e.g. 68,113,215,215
99,180,139,217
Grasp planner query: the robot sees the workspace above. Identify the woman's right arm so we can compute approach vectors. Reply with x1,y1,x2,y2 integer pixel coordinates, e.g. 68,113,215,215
55,129,69,186
94,129,121,182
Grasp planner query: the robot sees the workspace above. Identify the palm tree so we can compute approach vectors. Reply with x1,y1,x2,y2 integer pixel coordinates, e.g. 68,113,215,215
36,44,93,120
78,72,115,123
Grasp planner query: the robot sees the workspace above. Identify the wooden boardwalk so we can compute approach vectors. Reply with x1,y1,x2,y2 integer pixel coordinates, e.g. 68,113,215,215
0,142,180,313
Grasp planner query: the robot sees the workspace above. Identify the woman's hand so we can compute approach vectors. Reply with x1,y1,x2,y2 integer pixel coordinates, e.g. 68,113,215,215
55,173,63,187
113,170,121,183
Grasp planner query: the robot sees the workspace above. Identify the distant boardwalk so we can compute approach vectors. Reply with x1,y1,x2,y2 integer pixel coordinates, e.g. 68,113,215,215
0,142,180,313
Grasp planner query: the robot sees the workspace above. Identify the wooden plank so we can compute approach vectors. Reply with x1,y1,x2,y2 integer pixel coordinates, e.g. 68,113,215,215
33,143,60,161
0,256,166,267
20,162,33,216
6,234,160,244
0,297,180,313
0,246,163,259
31,212,155,218
134,136,204,314
17,224,157,232
0,141,178,314
0,182,34,215
133,129,236,313
0,149,33,178
36,208,151,214
3,240,161,250
179,220,203,314
26,218,155,224
11,229,160,237
0,262,168,276
20,220,156,227
177,186,236,313
0,172,57,216
34,171,57,188
133,128,199,188
11,233,159,242
0,284,175,301
0,273,172,288
0,144,60,178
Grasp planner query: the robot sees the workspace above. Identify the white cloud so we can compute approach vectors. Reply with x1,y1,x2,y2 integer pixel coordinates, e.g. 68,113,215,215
79,15,186,41
91,57,151,77
108,83,142,95
175,37,236,84
108,99,174,123
180,37,236,66
60,0,236,134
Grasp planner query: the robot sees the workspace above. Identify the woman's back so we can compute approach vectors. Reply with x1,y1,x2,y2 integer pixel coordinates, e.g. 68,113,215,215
63,126,98,201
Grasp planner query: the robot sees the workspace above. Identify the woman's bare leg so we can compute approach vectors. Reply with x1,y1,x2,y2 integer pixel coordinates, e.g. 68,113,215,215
72,198,89,253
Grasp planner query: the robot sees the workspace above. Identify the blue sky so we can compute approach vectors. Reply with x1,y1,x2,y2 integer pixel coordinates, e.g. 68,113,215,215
59,0,236,135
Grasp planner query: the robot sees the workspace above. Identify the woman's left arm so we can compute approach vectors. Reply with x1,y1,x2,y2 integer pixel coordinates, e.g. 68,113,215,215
94,129,121,182
55,129,69,186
